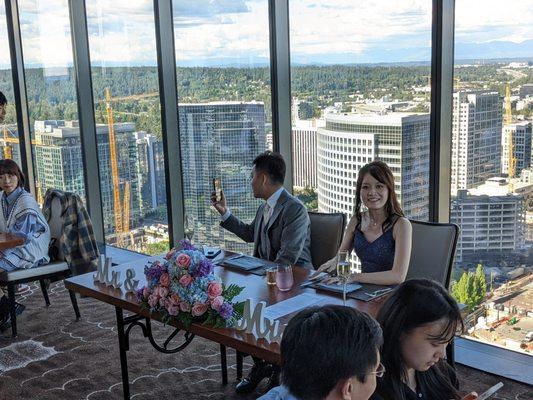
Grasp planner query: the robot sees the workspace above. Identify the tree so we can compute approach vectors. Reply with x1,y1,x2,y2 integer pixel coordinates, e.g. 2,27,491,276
451,264,487,311
145,240,169,256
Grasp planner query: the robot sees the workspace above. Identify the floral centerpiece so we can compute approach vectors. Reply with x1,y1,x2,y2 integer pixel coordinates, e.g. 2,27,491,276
137,240,244,328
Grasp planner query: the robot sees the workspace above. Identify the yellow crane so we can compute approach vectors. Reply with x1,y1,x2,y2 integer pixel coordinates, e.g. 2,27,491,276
505,84,517,192
2,126,18,159
104,88,131,247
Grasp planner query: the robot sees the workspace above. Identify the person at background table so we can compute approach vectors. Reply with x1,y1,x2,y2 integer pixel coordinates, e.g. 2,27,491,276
370,279,478,400
0,159,51,331
211,150,312,268
311,160,412,286
211,151,312,394
259,305,384,400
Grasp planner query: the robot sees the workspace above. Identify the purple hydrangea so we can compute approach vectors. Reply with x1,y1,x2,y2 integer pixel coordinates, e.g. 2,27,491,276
179,239,197,251
194,259,214,278
219,302,234,320
135,288,144,302
144,261,167,283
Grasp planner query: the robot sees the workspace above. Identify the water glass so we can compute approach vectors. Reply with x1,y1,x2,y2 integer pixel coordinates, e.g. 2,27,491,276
276,265,294,291
265,267,277,286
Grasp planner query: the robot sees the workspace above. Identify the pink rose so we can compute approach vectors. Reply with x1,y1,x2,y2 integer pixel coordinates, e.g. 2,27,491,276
211,296,224,311
165,298,180,316
165,249,176,260
207,281,223,299
142,286,151,299
179,274,192,287
180,301,191,312
148,294,159,308
192,302,208,317
159,272,170,287
176,254,191,268
155,286,169,299
169,293,180,305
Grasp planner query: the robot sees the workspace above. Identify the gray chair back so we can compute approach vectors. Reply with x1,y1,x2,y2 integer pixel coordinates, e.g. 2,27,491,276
407,220,459,288
309,212,346,269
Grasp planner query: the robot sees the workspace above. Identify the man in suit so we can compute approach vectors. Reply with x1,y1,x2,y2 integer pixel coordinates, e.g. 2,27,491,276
211,150,312,268
211,151,312,393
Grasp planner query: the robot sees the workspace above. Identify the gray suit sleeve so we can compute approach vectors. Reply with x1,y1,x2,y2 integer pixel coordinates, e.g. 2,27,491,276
220,211,258,243
274,202,310,265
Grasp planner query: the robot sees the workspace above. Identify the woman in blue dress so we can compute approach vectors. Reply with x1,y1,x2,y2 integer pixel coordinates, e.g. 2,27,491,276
0,159,50,330
311,160,412,285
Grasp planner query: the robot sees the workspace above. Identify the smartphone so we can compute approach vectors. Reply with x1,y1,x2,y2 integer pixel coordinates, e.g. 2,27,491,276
213,178,222,202
477,382,503,400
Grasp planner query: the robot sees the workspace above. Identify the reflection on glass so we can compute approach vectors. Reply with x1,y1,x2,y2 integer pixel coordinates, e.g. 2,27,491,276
172,0,271,253
450,0,533,357
86,0,168,253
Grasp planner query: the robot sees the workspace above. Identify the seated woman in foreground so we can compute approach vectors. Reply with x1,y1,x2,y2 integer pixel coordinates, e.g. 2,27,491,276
0,159,50,330
371,279,478,400
311,160,412,285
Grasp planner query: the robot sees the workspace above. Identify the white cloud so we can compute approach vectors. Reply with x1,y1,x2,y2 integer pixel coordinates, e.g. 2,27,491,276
0,0,531,69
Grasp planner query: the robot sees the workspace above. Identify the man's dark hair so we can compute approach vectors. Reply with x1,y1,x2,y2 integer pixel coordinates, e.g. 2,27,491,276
253,151,286,185
0,91,7,106
281,305,383,400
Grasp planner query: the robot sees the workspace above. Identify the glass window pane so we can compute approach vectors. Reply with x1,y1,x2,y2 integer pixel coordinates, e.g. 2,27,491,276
0,2,21,164
290,1,431,222
17,0,84,205
173,0,271,253
86,1,169,253
451,0,533,357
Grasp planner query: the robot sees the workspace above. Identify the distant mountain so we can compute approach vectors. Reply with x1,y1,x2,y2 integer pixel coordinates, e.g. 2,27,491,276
455,39,533,60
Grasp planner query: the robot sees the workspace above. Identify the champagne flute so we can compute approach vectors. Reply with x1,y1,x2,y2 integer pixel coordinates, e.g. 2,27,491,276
336,250,351,306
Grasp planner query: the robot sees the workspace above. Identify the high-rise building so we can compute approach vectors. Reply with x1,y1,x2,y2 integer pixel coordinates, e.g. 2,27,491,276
316,112,429,220
502,122,532,177
33,120,142,235
451,185,526,262
451,91,502,195
292,119,324,189
178,101,266,252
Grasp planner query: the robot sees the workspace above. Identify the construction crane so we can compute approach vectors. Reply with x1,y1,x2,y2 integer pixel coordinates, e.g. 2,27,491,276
104,88,131,247
2,125,18,159
505,84,517,192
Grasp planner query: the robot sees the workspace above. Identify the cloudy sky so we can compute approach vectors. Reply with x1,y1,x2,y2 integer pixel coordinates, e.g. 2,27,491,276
0,0,531,69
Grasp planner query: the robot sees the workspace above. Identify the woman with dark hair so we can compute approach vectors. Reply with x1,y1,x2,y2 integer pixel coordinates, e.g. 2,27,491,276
0,159,50,330
371,279,477,400
311,160,412,285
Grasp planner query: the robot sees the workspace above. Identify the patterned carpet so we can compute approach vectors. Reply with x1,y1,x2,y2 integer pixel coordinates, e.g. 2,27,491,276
0,281,531,400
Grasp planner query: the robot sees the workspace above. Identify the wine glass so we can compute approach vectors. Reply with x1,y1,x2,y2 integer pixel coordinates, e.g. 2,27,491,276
336,250,351,306
276,265,294,291
184,214,195,241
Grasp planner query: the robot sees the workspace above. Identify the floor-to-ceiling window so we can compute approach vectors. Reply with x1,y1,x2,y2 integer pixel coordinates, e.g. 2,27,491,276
289,1,432,225
86,0,169,253
450,0,533,359
172,0,272,253
18,0,85,204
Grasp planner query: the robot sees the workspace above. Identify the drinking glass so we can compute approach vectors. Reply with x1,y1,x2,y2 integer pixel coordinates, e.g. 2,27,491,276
336,250,351,306
276,265,294,291
265,267,277,286
184,214,195,241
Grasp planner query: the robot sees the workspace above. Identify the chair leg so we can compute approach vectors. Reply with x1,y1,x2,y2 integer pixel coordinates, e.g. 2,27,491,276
7,284,17,337
236,351,244,380
68,290,81,321
220,344,228,385
39,280,51,306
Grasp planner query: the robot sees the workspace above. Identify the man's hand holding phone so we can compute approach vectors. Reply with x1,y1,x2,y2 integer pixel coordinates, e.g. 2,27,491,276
211,178,227,215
